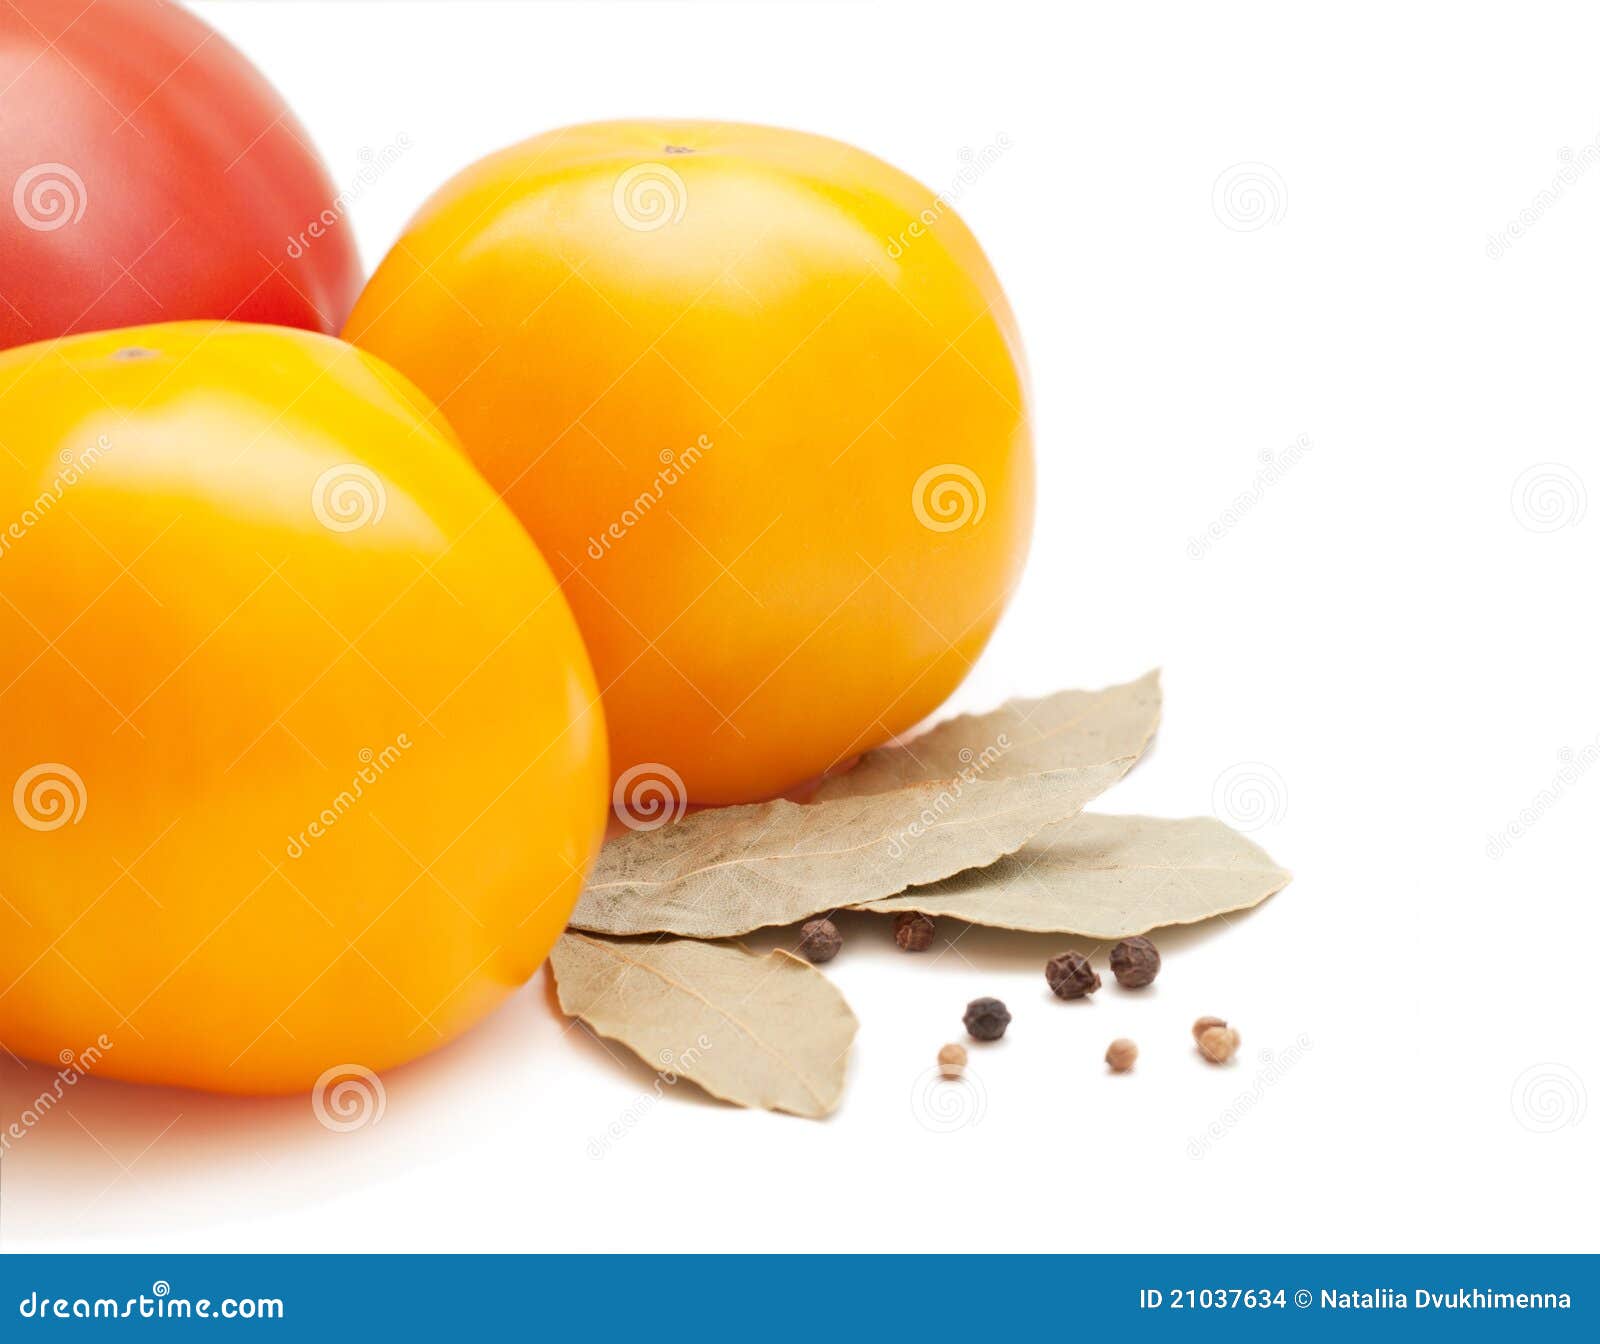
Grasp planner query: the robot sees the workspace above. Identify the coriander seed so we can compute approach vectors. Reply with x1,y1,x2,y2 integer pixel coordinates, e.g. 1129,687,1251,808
963,996,1011,1041
937,1042,967,1079
1198,1025,1241,1064
1044,951,1101,999
1109,936,1160,988
1105,1038,1138,1072
893,911,935,952
797,917,842,964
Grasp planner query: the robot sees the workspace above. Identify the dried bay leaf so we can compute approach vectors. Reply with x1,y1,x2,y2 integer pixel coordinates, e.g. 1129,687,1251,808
549,931,857,1118
569,672,1160,938
858,813,1291,938
570,763,1132,938
812,668,1161,800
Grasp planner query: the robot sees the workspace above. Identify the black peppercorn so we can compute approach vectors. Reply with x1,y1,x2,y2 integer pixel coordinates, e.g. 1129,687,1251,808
797,917,842,964
1044,951,1101,999
893,911,935,952
963,996,1011,1041
1109,935,1160,988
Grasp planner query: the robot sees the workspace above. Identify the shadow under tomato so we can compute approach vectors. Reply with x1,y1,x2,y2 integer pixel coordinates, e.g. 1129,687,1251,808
0,979,552,1243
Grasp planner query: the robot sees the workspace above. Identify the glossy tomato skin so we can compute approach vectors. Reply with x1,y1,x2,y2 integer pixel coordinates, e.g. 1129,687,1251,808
0,322,608,1094
0,0,362,349
346,121,1034,805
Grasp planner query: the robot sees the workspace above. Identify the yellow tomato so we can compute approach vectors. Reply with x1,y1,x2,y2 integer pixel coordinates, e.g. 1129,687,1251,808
346,121,1033,804
0,322,607,1094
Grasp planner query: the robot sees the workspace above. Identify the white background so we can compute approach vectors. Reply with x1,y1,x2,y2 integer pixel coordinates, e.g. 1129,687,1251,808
4,0,1596,1252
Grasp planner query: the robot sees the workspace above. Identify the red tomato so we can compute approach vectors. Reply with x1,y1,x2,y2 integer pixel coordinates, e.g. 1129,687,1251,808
0,0,361,349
